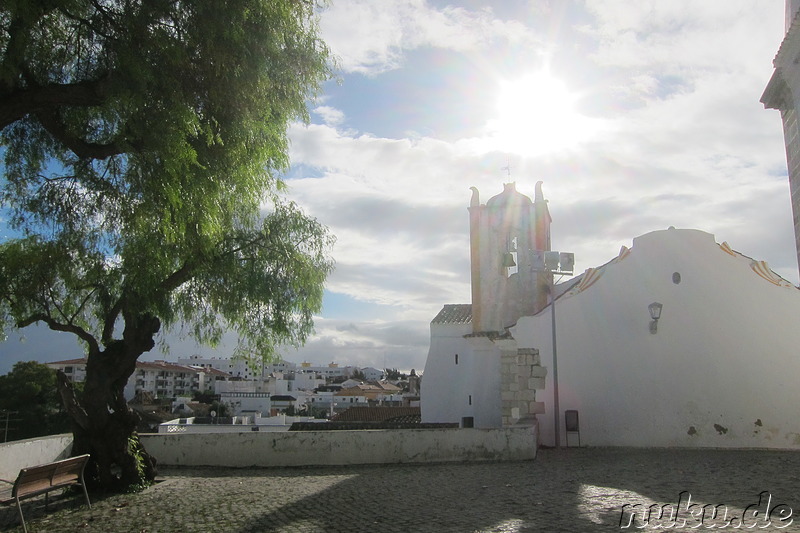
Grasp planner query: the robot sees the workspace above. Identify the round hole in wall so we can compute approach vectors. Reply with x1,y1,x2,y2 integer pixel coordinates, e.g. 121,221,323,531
672,272,681,284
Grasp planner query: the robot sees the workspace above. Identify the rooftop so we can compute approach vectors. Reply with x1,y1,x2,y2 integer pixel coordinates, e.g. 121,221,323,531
431,304,472,325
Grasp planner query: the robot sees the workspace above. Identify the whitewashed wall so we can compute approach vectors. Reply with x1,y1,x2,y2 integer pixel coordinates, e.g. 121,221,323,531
0,434,73,480
513,228,800,448
140,426,537,467
421,322,502,428
0,427,537,476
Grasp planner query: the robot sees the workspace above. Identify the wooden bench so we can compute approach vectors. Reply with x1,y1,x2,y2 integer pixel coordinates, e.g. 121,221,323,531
0,454,92,533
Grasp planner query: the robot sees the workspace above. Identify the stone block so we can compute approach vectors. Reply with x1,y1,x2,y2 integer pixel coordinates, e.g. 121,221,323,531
529,401,546,414
529,366,547,378
518,389,536,402
501,391,516,402
528,377,546,389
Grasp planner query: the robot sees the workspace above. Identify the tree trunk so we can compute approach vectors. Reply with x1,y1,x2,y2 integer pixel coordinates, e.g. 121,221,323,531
56,315,160,491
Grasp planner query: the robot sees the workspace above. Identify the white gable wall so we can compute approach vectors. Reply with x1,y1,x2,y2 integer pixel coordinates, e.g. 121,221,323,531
421,322,502,428
512,228,800,448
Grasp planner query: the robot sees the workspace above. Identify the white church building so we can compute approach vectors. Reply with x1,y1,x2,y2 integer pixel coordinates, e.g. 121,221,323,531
421,183,800,449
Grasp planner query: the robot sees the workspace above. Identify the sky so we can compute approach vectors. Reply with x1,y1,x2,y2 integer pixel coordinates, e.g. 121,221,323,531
0,1,794,375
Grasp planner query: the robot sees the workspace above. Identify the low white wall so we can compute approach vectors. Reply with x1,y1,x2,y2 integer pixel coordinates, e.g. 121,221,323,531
0,434,73,480
140,426,538,468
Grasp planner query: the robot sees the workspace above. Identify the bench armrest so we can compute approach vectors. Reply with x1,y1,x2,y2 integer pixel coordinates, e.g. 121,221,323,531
0,479,12,504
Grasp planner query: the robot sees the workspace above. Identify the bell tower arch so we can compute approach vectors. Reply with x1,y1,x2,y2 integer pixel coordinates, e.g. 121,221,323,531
469,182,552,333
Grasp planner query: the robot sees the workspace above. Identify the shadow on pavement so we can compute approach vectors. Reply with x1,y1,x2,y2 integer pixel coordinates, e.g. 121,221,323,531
238,448,800,532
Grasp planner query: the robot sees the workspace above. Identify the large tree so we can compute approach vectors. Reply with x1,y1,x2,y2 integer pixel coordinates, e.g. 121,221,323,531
0,0,334,489
0,361,73,440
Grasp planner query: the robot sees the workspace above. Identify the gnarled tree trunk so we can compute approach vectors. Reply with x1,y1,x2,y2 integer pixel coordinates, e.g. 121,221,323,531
56,314,160,490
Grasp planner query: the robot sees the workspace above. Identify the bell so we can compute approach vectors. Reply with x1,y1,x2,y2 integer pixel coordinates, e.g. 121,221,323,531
502,252,516,268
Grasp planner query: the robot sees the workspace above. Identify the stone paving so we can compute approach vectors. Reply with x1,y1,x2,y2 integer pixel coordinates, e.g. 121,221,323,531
2,447,800,532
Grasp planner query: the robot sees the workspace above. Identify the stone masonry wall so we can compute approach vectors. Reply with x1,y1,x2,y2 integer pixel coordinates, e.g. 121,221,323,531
500,346,546,427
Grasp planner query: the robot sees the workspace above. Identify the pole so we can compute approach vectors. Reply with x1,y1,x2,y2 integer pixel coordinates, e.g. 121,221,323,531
551,280,560,449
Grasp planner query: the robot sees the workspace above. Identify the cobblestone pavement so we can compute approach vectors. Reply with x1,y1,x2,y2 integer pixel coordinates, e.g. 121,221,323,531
2,448,800,532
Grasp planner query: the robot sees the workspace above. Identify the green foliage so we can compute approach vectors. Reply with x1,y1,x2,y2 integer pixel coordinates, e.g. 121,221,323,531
0,0,335,361
125,434,152,492
0,361,72,440
0,0,333,490
210,400,230,418
385,368,402,380
192,391,218,404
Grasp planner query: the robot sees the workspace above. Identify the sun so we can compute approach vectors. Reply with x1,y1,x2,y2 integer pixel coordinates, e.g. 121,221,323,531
486,69,602,156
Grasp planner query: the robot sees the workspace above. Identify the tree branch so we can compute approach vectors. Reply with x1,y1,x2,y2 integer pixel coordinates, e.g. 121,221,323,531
0,75,114,132
0,6,57,93
35,108,128,160
159,259,199,295
69,288,99,324
102,299,122,345
56,371,90,431
56,5,115,40
17,313,101,357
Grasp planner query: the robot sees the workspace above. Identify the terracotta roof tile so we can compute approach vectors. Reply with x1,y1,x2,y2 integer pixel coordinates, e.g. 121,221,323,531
135,361,199,373
47,358,88,365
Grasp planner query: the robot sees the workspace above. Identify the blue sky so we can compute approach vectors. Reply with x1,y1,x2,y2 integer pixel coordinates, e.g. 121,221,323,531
0,1,794,374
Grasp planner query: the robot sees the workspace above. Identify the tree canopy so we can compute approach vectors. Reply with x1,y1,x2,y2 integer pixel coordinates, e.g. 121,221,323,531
0,0,334,359
0,0,335,488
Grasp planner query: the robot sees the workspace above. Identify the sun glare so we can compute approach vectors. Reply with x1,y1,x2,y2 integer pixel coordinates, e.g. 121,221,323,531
486,70,602,156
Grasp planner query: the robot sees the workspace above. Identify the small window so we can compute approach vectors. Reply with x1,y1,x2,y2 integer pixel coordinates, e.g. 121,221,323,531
468,395,472,405
673,272,681,284
454,354,459,365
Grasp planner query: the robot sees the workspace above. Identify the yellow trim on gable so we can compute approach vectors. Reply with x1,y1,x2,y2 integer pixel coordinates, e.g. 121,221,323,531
720,241,737,257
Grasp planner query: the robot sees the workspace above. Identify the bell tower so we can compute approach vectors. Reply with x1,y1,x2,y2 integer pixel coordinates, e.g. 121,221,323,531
469,182,552,333
761,0,800,278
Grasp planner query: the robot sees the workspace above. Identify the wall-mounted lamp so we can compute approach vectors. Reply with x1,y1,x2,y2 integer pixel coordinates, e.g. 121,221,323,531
648,302,663,334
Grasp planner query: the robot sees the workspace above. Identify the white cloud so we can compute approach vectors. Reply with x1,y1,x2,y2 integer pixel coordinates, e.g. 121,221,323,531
282,316,430,371
312,105,346,127
320,0,538,74
582,0,784,97
3,2,796,376
287,2,795,318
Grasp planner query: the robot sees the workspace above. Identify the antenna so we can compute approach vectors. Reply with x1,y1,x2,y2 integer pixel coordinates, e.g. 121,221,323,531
501,159,512,178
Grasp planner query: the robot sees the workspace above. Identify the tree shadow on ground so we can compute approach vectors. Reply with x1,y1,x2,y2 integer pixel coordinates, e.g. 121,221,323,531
5,448,800,532
237,448,800,533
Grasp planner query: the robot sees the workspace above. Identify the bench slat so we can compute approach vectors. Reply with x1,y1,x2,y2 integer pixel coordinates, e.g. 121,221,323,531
2,454,92,532
13,456,88,498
